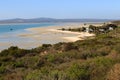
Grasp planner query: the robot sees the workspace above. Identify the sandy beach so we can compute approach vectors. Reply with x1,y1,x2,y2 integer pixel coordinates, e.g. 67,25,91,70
0,23,103,51
23,23,97,42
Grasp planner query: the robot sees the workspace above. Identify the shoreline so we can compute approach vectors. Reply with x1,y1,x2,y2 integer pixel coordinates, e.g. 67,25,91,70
0,23,103,51
25,23,96,42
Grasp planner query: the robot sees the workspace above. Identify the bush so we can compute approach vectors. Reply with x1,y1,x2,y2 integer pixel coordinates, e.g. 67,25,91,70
0,66,6,74
19,56,39,69
61,43,78,52
25,67,50,80
106,64,120,80
0,49,9,56
0,46,29,58
89,57,115,80
46,54,55,63
13,61,24,68
25,69,68,80
114,44,120,53
42,44,52,48
4,72,24,80
49,70,68,80
25,70,43,80
67,63,90,80
45,53,64,64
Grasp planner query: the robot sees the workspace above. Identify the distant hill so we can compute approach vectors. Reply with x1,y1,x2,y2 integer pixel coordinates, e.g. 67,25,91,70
0,18,113,23
111,20,120,25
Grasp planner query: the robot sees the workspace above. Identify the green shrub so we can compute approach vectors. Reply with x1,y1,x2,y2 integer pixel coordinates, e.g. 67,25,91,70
46,54,55,63
0,66,6,74
49,70,68,80
45,53,64,64
20,56,39,69
13,61,24,68
42,44,52,48
0,49,9,56
89,57,115,80
25,70,42,80
114,44,120,53
25,68,49,80
67,63,90,80
0,46,29,58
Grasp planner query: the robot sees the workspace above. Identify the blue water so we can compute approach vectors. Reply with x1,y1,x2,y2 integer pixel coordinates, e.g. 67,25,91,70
0,23,60,50
0,23,56,34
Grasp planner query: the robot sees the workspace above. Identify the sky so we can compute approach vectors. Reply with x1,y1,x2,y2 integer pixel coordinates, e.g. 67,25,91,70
0,0,120,19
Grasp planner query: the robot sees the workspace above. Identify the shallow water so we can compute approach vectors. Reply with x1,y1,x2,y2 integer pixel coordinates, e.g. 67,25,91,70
0,23,56,33
0,23,58,50
0,22,88,51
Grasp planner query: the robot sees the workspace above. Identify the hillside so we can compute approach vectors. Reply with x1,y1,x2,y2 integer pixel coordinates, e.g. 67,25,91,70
0,18,113,23
112,20,120,25
0,26,120,80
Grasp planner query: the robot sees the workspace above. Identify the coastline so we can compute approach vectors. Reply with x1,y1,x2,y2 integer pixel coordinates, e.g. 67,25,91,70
0,23,103,51
25,23,97,42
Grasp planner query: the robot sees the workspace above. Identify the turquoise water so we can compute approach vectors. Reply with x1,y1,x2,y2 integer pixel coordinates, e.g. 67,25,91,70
0,23,59,50
0,23,56,34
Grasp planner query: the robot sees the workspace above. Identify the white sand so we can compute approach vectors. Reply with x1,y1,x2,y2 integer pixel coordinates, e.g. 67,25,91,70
25,23,96,42
0,23,103,51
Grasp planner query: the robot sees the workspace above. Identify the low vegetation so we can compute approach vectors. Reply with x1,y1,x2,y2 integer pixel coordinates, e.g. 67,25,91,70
0,24,120,80
112,20,120,25
60,24,117,35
